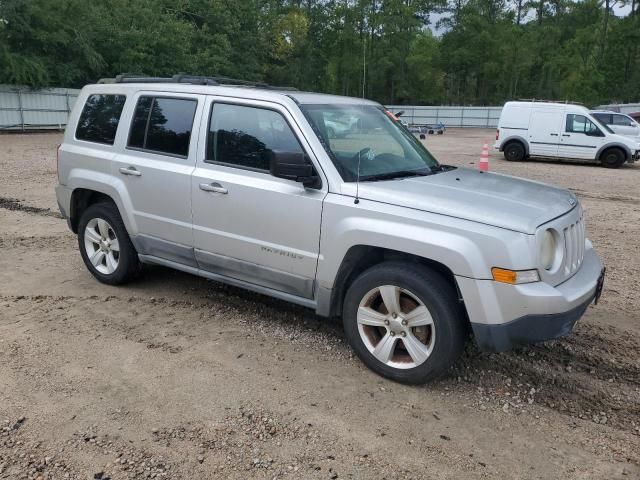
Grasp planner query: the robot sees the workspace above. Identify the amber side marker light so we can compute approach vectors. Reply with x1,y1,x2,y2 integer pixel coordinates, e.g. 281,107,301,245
491,267,540,285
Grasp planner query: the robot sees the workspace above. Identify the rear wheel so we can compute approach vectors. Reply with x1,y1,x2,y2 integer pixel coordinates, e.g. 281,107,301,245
600,148,625,168
78,203,140,285
342,262,466,384
503,141,525,161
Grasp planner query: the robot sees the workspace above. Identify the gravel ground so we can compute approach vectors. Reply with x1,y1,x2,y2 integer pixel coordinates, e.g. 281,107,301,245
0,130,639,479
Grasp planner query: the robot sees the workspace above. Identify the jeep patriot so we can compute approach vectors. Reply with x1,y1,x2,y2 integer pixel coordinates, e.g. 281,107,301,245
55,75,605,384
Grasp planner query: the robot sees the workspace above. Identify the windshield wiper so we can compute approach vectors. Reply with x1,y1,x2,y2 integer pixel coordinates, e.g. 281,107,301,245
360,169,431,182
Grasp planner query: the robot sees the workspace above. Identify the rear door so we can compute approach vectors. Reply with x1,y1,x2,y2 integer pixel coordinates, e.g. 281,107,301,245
191,97,326,299
528,109,563,157
113,92,205,266
557,113,605,160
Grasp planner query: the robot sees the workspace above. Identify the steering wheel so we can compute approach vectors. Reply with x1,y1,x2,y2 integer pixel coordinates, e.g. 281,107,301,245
351,147,373,163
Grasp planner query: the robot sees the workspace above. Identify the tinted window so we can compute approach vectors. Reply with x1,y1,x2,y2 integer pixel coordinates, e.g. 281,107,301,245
592,113,611,125
128,96,152,149
76,94,126,145
127,96,197,157
207,103,302,171
566,114,601,135
612,114,633,126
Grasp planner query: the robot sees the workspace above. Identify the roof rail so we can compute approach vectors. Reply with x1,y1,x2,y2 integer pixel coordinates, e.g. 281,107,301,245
517,98,584,106
97,74,297,91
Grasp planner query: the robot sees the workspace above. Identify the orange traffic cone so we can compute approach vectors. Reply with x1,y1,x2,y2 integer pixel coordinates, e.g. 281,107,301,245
479,144,489,172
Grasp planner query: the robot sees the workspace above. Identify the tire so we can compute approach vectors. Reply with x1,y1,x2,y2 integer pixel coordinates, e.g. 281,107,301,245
503,141,525,162
600,148,625,169
342,262,467,384
77,202,140,285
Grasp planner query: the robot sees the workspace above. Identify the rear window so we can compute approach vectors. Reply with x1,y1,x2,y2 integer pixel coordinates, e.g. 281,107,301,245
127,96,197,158
612,115,633,126
75,94,126,145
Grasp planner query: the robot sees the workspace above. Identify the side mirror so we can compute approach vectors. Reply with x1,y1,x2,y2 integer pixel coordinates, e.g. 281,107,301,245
269,150,321,189
585,129,603,137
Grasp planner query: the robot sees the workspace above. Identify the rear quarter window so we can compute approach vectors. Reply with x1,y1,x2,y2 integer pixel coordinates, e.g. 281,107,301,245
75,94,127,145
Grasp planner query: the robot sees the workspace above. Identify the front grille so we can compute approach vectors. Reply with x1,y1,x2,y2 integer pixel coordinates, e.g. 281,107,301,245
563,214,585,277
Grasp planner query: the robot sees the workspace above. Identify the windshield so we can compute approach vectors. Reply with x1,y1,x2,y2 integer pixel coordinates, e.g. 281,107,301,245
300,104,440,181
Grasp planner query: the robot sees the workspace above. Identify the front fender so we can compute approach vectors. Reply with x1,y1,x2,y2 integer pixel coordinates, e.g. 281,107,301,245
595,142,632,161
316,194,535,290
67,168,138,235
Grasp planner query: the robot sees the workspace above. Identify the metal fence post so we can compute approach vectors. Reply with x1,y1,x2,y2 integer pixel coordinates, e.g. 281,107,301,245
460,107,465,128
65,92,71,130
17,90,25,131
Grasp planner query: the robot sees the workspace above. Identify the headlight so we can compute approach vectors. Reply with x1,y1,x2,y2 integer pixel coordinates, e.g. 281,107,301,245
540,229,560,271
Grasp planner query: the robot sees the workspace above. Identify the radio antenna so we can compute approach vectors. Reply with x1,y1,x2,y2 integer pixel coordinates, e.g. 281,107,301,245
354,149,362,204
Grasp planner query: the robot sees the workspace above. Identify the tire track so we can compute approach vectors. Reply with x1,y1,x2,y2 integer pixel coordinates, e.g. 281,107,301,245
460,325,640,433
0,196,63,218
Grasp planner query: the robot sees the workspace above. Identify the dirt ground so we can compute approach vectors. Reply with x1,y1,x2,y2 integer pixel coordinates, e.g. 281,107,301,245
1,129,639,480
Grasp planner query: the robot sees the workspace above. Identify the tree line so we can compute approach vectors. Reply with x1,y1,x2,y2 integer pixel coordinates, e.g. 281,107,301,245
0,0,638,106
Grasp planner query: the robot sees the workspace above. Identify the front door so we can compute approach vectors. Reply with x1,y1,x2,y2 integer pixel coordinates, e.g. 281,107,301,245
191,98,326,299
528,109,563,157
557,114,605,160
113,92,205,266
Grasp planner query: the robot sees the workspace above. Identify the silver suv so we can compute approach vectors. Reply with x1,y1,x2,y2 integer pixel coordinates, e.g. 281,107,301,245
55,75,605,384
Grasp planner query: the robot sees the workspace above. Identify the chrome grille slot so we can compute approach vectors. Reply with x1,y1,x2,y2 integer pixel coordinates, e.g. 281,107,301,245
563,214,585,276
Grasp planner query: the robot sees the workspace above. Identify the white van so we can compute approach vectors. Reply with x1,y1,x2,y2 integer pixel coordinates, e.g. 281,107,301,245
495,101,640,168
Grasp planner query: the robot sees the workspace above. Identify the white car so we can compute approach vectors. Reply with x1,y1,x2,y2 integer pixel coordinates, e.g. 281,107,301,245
495,101,640,168
590,111,640,140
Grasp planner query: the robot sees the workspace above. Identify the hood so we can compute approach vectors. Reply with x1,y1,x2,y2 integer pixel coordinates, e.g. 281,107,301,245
353,167,577,234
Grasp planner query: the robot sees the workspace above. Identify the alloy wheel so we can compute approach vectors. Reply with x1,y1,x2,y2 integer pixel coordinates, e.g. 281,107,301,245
357,285,435,369
83,218,120,275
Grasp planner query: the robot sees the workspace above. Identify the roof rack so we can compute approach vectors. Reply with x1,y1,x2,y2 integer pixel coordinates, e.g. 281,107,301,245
517,98,584,106
97,74,298,91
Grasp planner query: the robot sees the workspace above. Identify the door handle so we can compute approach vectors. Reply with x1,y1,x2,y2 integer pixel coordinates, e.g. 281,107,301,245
562,134,570,137
550,133,558,136
119,166,142,176
199,182,228,194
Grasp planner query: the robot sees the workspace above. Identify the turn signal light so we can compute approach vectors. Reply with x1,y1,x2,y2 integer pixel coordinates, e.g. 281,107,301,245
491,268,539,285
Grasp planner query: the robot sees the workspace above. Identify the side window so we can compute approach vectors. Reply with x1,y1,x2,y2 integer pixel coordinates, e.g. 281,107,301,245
612,115,632,126
566,114,600,135
127,96,197,157
207,103,303,171
76,94,126,145
592,113,611,125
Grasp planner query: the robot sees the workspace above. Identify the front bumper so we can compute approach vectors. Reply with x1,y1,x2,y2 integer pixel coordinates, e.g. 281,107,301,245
456,247,603,352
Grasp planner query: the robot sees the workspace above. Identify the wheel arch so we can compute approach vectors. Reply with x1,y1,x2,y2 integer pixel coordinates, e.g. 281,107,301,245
499,135,529,154
68,177,135,235
322,246,466,320
596,143,631,163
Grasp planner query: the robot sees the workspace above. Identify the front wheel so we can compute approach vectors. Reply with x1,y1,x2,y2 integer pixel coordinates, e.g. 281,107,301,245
342,262,467,384
600,148,625,168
